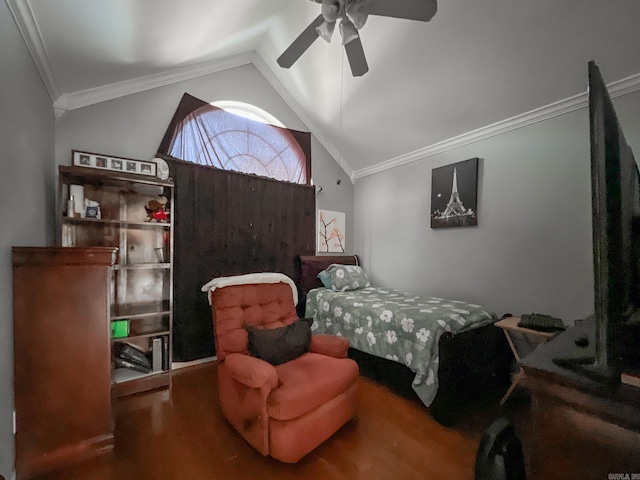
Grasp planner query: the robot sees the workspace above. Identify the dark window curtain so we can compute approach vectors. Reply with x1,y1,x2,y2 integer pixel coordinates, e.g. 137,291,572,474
165,157,315,361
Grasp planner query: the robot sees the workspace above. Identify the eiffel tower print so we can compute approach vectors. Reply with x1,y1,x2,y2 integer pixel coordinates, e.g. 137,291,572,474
442,168,467,217
431,158,478,229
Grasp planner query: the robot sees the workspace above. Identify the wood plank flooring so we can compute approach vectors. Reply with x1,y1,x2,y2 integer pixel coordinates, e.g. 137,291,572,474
33,362,526,480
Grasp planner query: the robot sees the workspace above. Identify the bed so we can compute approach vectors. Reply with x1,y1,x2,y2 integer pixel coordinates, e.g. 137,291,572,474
295,255,511,426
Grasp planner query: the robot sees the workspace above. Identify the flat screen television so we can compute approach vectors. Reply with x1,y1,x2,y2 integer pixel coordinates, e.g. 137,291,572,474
553,61,640,384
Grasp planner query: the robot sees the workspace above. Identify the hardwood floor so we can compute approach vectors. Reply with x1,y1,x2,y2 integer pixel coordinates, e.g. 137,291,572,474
33,362,528,480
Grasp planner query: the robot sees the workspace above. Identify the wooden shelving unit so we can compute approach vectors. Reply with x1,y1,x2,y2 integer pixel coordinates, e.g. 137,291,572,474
58,163,174,398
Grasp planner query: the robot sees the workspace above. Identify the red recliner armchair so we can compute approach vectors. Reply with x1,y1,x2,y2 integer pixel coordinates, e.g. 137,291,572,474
205,274,359,463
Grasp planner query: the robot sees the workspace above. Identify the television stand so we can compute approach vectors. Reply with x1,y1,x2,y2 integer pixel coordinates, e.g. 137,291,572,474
520,318,640,480
552,355,622,385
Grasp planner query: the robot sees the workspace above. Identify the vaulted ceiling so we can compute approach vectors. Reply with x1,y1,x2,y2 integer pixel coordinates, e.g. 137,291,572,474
8,0,640,180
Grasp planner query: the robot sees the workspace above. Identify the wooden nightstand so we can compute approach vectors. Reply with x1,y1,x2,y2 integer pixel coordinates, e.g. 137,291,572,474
494,316,558,405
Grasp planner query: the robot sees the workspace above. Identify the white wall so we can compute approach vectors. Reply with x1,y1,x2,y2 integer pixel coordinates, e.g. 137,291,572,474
354,90,640,324
54,64,355,254
0,1,55,477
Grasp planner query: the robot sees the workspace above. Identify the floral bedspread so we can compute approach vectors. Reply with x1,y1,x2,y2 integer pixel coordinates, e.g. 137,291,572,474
305,286,496,407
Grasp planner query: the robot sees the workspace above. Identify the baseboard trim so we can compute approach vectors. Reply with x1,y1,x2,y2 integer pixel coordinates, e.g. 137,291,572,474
17,434,113,480
172,356,217,370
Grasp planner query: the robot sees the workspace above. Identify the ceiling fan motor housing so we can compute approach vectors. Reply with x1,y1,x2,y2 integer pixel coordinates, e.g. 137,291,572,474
321,0,343,23
318,0,369,44
321,0,369,27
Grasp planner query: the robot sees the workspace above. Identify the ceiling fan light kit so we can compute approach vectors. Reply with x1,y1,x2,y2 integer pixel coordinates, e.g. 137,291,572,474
346,0,369,29
316,18,336,42
277,0,438,76
339,18,359,45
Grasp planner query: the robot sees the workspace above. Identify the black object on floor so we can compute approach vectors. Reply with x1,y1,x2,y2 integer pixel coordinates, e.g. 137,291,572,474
475,417,526,480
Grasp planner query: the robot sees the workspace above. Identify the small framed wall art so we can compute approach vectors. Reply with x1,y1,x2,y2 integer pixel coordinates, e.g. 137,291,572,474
318,209,346,253
430,157,479,229
72,150,157,177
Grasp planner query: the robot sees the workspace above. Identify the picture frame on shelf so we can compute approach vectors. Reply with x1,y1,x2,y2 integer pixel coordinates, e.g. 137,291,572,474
95,156,107,168
85,206,101,219
78,153,91,166
72,150,157,177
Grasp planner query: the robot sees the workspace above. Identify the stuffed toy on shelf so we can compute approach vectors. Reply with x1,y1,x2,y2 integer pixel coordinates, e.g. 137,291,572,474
144,196,170,223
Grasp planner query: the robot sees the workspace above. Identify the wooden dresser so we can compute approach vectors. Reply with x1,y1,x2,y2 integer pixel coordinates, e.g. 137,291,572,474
13,247,117,478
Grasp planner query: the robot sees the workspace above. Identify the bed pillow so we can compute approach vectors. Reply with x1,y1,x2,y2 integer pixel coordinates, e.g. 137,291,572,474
325,264,371,291
247,319,311,365
317,270,332,289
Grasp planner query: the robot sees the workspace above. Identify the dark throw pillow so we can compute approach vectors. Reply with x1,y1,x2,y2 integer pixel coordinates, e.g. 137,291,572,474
247,320,312,366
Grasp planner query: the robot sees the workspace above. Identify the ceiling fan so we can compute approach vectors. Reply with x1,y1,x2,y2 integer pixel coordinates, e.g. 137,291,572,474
277,0,437,77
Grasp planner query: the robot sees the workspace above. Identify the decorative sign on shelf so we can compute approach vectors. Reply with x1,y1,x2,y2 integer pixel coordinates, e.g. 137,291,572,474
72,150,157,177
318,209,346,253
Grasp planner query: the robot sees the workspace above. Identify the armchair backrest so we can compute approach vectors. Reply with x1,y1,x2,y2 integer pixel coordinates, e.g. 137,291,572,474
210,282,299,360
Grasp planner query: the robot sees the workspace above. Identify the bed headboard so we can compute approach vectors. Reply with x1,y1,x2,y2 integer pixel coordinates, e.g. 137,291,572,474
294,254,360,315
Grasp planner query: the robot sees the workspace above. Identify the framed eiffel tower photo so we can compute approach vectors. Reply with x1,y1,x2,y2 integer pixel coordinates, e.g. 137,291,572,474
430,157,479,229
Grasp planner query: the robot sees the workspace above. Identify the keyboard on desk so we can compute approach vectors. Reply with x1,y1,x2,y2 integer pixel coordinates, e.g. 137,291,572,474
518,313,565,332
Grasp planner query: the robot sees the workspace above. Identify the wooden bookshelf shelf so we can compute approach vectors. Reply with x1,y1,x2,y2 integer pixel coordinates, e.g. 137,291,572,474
60,164,174,189
112,371,170,398
62,216,170,229
112,368,169,384
111,301,171,319
111,330,171,343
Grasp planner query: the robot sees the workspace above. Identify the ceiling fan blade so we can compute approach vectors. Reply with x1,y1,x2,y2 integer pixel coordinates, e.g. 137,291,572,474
277,14,325,68
344,36,369,77
368,0,437,22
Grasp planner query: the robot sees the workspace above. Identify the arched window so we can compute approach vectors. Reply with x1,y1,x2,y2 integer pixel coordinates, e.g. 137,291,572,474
160,95,310,184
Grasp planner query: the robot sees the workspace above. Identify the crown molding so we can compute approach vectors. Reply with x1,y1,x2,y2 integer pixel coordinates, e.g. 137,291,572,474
52,104,66,118
251,52,356,182
7,0,60,101
53,52,254,117
352,71,640,181
609,71,640,98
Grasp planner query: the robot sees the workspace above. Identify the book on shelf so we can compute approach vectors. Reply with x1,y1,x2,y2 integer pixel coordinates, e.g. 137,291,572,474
152,337,163,372
113,356,151,374
113,341,151,370
162,336,169,371
621,370,640,388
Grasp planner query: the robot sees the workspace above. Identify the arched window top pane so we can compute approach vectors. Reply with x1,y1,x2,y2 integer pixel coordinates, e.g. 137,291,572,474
211,101,285,128
163,97,310,185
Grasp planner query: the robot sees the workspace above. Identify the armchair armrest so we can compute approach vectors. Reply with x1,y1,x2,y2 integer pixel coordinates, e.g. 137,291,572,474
223,353,278,390
309,334,350,358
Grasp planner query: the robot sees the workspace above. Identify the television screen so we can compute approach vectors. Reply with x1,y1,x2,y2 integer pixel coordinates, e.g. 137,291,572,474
553,61,640,384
